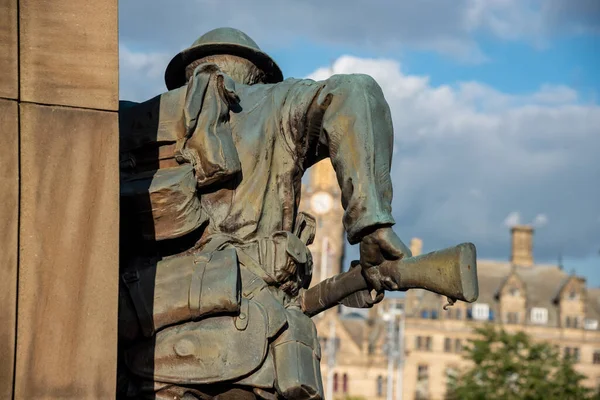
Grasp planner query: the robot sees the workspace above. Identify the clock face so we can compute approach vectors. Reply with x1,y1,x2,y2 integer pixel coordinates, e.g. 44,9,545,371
310,191,334,215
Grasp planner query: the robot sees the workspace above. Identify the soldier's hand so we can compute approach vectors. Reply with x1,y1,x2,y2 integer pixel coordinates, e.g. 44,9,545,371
360,227,412,292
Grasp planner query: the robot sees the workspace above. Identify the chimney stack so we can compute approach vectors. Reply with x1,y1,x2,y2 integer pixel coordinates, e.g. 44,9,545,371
510,225,534,267
410,238,423,257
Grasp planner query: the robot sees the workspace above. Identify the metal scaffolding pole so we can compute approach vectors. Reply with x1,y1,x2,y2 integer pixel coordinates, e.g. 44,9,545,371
320,236,329,283
380,304,405,400
396,311,405,400
326,319,337,400
386,314,396,400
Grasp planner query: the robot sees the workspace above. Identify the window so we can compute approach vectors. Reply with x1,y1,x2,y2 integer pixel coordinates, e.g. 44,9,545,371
531,307,548,324
568,290,578,300
585,319,598,330
416,336,432,351
593,351,600,364
444,338,452,352
446,366,458,383
564,347,580,362
456,308,463,320
564,347,572,359
473,303,490,320
415,392,427,400
416,365,430,400
421,310,429,319
343,373,348,393
333,372,338,392
368,342,376,355
455,339,462,353
565,316,580,329
318,336,327,350
489,310,495,321
418,364,429,380
431,310,439,319
509,287,520,296
376,375,384,397
467,308,473,320
506,312,520,324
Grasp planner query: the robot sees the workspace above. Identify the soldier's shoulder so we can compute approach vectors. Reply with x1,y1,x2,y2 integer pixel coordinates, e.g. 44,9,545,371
239,77,316,92
234,78,320,104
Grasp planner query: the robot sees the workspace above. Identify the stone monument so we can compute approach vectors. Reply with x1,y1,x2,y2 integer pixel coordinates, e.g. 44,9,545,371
117,27,478,400
1,0,119,398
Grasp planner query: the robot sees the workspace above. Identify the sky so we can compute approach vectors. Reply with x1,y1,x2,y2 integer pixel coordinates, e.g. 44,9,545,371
119,0,600,286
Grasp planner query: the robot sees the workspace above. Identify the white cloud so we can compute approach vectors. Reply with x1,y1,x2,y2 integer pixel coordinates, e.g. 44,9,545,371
119,45,170,101
533,213,549,228
120,46,169,78
504,212,521,228
306,55,600,259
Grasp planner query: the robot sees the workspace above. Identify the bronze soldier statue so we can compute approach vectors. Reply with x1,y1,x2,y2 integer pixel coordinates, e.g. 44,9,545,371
118,27,478,400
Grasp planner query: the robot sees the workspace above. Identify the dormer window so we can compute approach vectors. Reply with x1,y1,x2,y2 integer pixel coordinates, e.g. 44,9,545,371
531,307,548,324
472,303,490,321
568,290,578,300
506,312,520,324
509,287,520,297
565,316,580,329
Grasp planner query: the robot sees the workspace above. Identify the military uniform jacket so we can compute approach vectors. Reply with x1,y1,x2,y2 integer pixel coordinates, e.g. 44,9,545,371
120,65,397,245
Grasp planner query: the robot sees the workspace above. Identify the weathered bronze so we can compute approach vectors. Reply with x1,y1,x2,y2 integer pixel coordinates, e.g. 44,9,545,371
300,242,479,317
118,27,479,400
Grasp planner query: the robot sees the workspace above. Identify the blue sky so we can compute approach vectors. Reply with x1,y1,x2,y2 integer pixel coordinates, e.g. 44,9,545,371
119,0,599,286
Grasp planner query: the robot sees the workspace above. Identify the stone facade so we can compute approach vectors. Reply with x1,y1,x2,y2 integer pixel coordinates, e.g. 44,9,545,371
301,162,600,400
0,1,119,397
299,158,345,284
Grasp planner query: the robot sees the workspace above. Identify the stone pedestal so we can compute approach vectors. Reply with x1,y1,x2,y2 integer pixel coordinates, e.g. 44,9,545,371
0,0,119,398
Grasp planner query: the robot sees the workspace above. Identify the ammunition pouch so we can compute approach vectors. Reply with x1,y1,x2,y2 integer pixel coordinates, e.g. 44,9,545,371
272,307,324,400
239,231,312,291
120,164,206,241
119,248,241,339
202,231,313,297
125,298,270,385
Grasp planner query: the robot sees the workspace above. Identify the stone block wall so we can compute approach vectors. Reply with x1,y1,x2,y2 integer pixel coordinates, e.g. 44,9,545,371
0,0,119,398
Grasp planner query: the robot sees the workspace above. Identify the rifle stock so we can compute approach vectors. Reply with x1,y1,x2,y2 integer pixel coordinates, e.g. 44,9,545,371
300,242,479,317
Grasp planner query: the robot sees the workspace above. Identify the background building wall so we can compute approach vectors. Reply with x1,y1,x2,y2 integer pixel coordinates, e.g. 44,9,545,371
302,162,600,400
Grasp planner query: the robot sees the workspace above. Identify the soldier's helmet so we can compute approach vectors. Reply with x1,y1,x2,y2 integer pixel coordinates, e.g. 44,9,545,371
164,27,284,90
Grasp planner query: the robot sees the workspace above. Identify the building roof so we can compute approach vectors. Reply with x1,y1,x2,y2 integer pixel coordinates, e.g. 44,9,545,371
408,258,600,329
587,288,600,322
339,317,367,349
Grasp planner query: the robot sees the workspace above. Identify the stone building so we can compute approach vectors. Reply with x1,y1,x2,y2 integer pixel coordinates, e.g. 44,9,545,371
301,161,600,400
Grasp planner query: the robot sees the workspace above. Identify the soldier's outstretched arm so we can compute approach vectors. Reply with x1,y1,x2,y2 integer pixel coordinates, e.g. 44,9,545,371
303,74,396,245
301,74,411,293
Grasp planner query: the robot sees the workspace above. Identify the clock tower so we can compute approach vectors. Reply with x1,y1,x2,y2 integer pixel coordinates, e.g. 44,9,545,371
300,159,345,288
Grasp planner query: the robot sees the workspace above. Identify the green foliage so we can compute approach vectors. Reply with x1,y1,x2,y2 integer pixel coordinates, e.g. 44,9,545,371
446,324,593,400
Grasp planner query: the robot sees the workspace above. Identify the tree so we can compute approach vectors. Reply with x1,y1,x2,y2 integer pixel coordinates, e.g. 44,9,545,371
446,324,593,400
